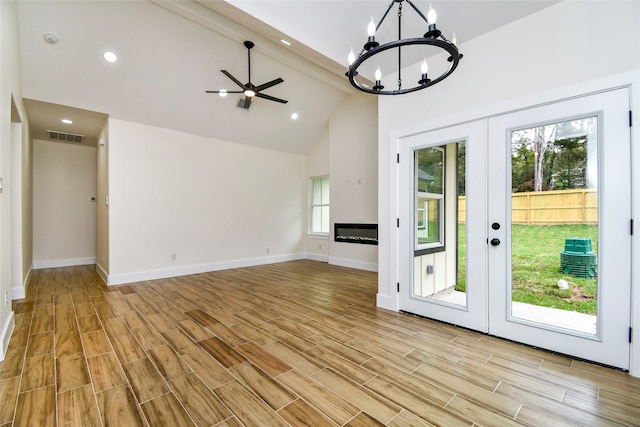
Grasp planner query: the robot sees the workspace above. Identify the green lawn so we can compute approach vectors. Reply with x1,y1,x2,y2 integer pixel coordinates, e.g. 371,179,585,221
456,223,598,315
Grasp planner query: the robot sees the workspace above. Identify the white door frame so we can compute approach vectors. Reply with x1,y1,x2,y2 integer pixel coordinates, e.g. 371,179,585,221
385,71,640,376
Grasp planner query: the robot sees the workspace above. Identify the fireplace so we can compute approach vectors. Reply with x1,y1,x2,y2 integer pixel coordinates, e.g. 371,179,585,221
334,223,378,245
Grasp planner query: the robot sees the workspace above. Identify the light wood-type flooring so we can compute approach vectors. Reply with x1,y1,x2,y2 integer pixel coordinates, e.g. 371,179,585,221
1,260,639,426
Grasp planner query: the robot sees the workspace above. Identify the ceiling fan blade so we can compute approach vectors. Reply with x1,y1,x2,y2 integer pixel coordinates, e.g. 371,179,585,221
255,78,284,92
205,90,243,94
221,70,245,89
256,93,288,104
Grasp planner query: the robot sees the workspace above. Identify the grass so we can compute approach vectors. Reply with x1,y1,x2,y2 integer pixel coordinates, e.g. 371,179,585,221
455,223,598,315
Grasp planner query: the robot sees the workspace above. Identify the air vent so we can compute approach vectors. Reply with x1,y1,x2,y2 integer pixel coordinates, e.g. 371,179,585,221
47,130,85,143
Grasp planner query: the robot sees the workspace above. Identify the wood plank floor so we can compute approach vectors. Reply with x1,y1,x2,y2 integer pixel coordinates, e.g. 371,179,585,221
1,260,639,426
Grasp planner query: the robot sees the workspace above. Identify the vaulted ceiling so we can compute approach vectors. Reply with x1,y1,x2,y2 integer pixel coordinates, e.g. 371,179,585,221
17,0,558,155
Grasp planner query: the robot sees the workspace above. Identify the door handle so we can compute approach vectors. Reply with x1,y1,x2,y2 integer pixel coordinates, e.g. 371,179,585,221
490,238,501,246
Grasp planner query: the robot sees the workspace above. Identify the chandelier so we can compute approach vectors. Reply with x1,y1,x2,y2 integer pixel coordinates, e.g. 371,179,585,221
346,1,462,95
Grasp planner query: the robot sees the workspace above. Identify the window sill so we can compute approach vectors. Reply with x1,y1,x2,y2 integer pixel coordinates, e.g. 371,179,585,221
414,246,446,256
307,233,329,240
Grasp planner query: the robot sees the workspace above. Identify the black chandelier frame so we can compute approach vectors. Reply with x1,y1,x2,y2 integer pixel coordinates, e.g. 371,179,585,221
347,0,462,95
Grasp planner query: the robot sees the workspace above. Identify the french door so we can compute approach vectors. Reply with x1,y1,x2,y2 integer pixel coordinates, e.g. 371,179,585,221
398,88,632,369
398,120,488,332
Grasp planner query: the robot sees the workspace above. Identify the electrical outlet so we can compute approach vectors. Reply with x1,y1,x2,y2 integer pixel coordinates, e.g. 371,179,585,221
266,248,270,254
171,253,177,261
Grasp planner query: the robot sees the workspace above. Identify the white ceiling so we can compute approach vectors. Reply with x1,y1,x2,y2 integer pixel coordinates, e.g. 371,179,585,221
18,0,558,155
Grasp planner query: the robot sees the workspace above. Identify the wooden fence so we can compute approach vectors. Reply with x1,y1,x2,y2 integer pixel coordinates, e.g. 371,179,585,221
458,189,598,225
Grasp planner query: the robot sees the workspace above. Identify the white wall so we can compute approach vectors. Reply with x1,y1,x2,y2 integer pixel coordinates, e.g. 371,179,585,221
377,1,640,373
329,93,378,271
0,0,31,360
107,119,306,284
305,126,330,261
33,139,97,267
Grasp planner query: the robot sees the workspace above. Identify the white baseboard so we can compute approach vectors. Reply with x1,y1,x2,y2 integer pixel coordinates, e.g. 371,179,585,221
0,311,15,361
329,257,378,272
66,253,377,286
33,257,97,270
305,253,329,263
95,263,108,285
11,265,32,300
376,292,398,312
106,253,306,286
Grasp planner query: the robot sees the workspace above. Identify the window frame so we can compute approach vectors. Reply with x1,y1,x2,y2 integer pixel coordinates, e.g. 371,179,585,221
309,176,330,236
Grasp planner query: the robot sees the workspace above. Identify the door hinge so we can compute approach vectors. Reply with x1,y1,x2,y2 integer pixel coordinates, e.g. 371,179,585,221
631,219,634,236
397,218,400,228
397,153,400,163
397,282,400,292
629,327,633,343
629,110,633,127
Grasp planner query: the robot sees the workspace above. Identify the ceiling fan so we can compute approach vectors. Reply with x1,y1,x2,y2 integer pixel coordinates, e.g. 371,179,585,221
206,41,288,109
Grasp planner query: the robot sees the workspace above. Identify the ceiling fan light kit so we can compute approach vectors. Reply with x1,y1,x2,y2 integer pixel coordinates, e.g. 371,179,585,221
347,1,462,95
206,41,288,109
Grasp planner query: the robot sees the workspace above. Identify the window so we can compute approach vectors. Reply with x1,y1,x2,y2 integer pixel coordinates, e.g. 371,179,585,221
415,147,444,251
310,176,329,234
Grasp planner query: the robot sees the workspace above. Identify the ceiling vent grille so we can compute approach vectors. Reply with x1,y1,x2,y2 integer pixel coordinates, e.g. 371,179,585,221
47,130,85,143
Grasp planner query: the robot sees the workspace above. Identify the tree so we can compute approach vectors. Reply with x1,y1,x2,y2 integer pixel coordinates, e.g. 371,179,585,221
511,135,535,192
533,125,557,191
457,142,466,196
548,136,588,189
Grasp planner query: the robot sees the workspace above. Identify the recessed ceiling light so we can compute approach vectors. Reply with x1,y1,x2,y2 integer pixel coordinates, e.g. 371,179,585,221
61,118,73,124
291,113,299,120
103,51,118,63
280,39,291,46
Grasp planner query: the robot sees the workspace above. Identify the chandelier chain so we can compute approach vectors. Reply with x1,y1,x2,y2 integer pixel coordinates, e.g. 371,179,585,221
397,2,403,90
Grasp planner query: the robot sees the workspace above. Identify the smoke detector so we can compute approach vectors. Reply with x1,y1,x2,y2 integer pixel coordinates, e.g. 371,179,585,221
44,33,58,45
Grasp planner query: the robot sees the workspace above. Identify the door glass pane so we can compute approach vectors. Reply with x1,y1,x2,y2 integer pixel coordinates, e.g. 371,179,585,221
456,142,467,302
509,116,598,334
413,141,466,307
415,147,444,250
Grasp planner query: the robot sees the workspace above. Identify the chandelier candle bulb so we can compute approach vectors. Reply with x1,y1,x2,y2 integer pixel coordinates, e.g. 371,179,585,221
364,17,379,50
419,58,430,85
348,48,355,66
427,4,437,24
367,17,376,36
373,66,384,91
